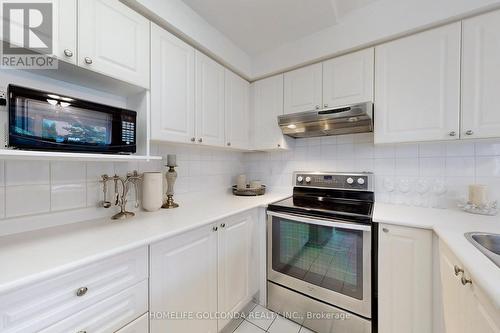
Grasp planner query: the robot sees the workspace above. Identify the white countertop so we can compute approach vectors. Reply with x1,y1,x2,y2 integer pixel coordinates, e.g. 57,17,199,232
1,192,499,310
374,203,500,309
0,190,291,294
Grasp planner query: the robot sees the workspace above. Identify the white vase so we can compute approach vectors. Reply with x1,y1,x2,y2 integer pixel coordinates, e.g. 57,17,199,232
142,172,163,212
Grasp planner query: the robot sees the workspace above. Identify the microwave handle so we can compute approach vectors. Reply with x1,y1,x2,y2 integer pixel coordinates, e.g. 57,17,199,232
267,211,371,232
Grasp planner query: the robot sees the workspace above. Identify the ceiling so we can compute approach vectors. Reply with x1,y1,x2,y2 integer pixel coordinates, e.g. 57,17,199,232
181,0,379,56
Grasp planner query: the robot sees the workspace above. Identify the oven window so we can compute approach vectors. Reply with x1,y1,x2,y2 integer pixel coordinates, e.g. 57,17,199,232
13,98,112,145
271,217,364,299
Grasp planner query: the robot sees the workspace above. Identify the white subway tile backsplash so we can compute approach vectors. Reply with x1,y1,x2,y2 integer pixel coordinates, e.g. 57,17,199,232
6,160,50,185
51,183,86,211
475,156,500,178
445,157,475,177
51,161,86,184
6,185,50,217
446,142,475,157
419,142,446,157
395,143,419,158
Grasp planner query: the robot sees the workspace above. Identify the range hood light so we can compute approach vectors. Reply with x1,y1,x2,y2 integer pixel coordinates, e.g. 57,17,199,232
348,117,359,123
287,124,297,129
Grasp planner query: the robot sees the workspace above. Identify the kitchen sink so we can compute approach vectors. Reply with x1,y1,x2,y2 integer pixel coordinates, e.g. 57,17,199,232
465,232,500,268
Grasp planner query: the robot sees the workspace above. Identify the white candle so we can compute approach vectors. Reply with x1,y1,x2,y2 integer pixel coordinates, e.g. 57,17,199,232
469,185,488,206
167,154,176,166
237,174,247,190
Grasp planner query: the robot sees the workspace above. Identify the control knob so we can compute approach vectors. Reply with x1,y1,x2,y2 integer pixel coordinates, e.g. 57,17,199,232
305,177,312,184
297,176,304,183
357,178,365,185
346,177,354,185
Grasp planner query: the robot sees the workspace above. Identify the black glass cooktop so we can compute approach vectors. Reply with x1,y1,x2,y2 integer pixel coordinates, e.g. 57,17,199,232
268,187,374,223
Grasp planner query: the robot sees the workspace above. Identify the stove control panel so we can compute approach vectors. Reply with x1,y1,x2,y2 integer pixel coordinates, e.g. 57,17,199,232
294,172,373,191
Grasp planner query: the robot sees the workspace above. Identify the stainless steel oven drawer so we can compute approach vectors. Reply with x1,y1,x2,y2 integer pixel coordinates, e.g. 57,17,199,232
267,282,371,333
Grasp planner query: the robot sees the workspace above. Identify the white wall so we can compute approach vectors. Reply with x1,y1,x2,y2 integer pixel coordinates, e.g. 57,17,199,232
252,0,500,78
244,133,500,209
123,0,253,79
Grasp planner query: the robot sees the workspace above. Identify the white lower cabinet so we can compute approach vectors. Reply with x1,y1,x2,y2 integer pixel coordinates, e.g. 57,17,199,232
378,224,433,333
40,280,148,333
0,247,148,333
439,241,500,333
150,211,257,333
117,313,149,333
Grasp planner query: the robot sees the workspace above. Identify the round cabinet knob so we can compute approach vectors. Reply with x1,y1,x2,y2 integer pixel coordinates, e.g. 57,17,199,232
297,176,304,183
190,137,195,142
212,226,218,232
277,143,281,148
220,223,226,228
76,287,88,297
461,276,472,286
346,177,354,185
449,131,456,137
357,178,365,185
454,265,464,276
198,138,203,143
465,130,474,136
324,104,328,108
315,105,320,110
227,142,231,146
63,49,73,57
84,57,93,65
305,177,311,183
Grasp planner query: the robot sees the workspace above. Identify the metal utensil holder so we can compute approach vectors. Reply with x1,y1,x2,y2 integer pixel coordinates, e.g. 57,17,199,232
100,171,142,220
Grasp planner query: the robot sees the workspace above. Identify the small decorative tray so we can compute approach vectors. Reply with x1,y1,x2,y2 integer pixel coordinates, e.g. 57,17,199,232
458,200,498,216
232,185,266,196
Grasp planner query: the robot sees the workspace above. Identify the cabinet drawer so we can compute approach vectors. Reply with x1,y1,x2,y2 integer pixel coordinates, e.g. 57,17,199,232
116,313,149,333
40,280,148,333
0,246,148,333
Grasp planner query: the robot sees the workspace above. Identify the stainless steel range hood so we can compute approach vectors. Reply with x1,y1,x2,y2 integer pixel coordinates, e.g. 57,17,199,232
278,102,373,138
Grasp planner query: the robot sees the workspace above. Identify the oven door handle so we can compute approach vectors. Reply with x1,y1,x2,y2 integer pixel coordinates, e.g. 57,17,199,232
267,211,371,231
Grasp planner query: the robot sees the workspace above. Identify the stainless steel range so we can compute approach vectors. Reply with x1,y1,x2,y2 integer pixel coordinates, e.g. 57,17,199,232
267,172,376,333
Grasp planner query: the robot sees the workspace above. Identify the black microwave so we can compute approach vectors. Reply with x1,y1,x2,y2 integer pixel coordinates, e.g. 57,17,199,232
8,85,136,154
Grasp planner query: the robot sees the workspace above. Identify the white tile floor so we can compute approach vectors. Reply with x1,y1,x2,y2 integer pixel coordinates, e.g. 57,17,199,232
233,304,316,333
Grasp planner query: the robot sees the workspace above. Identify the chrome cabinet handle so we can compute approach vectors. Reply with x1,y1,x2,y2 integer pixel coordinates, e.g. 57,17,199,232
63,49,73,57
76,287,88,297
315,105,320,110
324,104,328,108
190,137,195,142
84,57,93,65
449,131,456,137
382,228,389,233
198,138,203,143
461,276,472,286
277,143,281,148
465,130,474,136
227,142,231,147
212,226,218,232
454,265,464,276
220,223,226,228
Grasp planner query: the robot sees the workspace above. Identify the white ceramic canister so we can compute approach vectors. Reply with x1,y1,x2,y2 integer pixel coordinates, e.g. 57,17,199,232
142,172,163,212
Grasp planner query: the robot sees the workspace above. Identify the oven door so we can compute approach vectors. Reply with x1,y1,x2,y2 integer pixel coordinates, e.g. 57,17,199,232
267,211,371,318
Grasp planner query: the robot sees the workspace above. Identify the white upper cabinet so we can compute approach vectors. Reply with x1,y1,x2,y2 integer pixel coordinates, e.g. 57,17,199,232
378,224,433,333
150,23,195,143
225,70,250,149
284,63,323,114
251,74,288,150
323,48,374,108
195,51,226,147
78,0,150,88
56,0,77,64
462,10,500,140
374,23,461,144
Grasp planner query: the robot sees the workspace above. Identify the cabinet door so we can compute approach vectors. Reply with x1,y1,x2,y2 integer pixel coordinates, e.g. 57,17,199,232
218,213,255,330
116,313,148,333
151,23,195,143
439,241,465,333
462,10,500,139
55,0,77,64
150,225,218,333
284,63,322,114
78,0,150,88
374,23,461,144
323,48,374,108
378,224,432,333
225,70,250,149
251,74,288,150
195,51,225,146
